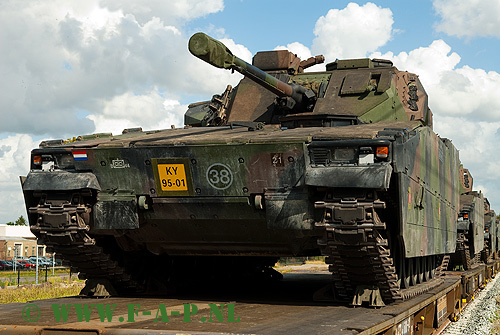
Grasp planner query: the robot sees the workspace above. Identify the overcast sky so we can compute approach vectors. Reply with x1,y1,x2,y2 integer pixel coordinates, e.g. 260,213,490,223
1,0,500,223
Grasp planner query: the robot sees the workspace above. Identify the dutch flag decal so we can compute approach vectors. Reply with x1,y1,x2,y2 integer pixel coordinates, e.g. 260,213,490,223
73,151,88,161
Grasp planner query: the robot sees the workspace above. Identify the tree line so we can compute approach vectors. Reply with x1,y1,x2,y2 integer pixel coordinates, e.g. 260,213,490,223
4,216,27,226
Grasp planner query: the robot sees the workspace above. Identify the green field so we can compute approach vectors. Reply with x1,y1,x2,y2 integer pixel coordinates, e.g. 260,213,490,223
0,277,85,304
0,268,74,287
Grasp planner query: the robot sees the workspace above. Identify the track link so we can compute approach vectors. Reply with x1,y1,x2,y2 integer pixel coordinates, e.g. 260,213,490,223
316,197,444,305
28,191,139,293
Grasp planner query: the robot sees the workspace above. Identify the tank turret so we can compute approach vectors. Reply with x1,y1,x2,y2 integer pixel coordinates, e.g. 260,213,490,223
187,33,433,129
189,33,319,113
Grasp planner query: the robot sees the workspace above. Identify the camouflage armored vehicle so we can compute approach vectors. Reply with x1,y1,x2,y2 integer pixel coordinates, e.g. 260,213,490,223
21,33,461,306
484,198,497,261
449,168,485,270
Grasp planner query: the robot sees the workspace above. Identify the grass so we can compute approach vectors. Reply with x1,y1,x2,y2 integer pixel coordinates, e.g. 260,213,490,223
274,257,328,274
277,256,326,266
305,259,327,264
492,319,500,334
0,277,85,304
0,269,73,288
0,268,69,278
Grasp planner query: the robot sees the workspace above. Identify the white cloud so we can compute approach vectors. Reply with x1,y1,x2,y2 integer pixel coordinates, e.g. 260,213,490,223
433,0,500,39
87,89,186,134
311,2,393,61
434,116,500,210
0,0,236,138
0,135,39,223
431,66,500,120
100,0,224,25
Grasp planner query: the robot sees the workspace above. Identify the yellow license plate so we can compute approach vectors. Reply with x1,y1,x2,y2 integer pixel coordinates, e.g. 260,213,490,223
157,163,189,191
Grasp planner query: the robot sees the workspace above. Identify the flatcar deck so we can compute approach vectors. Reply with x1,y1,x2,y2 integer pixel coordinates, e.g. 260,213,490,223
0,262,498,335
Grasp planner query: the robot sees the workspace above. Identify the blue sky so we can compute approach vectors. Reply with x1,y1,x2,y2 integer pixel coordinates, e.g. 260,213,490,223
191,0,500,73
1,0,500,223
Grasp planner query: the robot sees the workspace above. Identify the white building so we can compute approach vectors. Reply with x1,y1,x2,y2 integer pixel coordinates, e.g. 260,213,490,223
0,224,46,260
0,224,35,239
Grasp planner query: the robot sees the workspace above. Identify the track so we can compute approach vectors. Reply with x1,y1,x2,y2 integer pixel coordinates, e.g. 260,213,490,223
28,190,140,293
316,197,447,306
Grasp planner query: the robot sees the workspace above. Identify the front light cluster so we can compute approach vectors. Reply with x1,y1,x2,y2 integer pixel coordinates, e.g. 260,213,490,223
309,142,390,166
32,153,75,170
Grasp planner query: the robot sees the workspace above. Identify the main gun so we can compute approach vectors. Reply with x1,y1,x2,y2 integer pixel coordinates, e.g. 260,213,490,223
189,32,318,111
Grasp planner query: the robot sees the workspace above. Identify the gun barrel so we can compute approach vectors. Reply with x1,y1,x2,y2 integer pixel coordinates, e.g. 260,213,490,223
189,33,293,98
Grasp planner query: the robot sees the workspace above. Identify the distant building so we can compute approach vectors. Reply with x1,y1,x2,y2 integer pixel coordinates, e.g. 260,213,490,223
0,224,48,260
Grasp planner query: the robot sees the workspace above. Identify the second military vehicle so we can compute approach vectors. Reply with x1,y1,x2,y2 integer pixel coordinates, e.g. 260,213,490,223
484,198,498,261
449,167,484,270
22,33,462,306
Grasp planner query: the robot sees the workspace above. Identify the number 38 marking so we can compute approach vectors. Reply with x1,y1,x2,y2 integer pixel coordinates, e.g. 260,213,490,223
206,163,233,190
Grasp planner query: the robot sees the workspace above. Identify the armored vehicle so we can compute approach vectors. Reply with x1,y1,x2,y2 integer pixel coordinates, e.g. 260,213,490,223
22,33,461,306
449,168,485,270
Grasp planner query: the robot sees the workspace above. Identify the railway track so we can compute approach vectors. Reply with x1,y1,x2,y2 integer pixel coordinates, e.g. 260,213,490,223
1,261,499,334
442,268,500,335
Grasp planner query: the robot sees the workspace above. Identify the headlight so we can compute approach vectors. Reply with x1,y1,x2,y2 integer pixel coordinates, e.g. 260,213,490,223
55,153,75,169
333,148,355,161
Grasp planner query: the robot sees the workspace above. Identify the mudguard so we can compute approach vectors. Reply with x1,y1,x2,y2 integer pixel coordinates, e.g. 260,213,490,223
22,171,101,191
